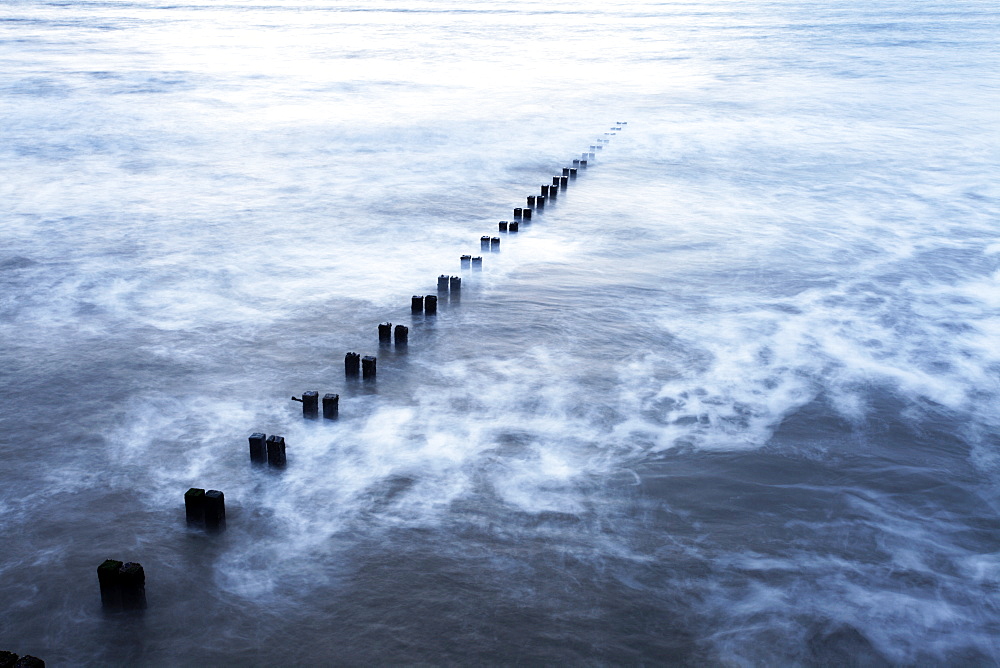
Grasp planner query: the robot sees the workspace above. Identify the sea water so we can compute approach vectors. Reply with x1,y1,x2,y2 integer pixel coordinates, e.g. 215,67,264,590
1,0,999,664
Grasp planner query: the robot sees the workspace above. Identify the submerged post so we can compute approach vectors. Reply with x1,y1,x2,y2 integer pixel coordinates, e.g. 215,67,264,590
301,391,318,419
266,435,286,467
424,294,437,314
184,487,205,524
378,322,393,344
362,355,377,379
97,559,123,609
449,276,461,291
411,295,423,313
394,325,408,347
249,433,267,464
438,274,450,291
490,237,500,252
345,352,360,377
323,393,339,419
472,256,483,270
499,221,508,232
480,235,490,251
204,490,225,532
118,562,146,610
508,221,519,232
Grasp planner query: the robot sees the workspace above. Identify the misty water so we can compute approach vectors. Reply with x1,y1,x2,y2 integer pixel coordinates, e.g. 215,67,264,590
2,0,999,664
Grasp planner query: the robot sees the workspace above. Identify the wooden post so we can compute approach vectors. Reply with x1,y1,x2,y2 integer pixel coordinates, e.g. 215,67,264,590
378,322,393,344
249,433,267,464
301,391,318,419
362,355,377,379
118,562,146,610
394,325,408,347
266,435,286,467
97,559,123,609
204,491,225,532
411,295,423,313
424,295,437,314
184,488,205,524
345,352,360,376
323,394,339,419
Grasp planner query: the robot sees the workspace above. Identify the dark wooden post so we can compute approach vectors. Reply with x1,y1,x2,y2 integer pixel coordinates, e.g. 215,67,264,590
184,488,205,524
204,491,225,532
362,355,377,379
378,322,392,344
266,435,286,467
394,325,408,347
345,352,361,376
119,562,146,610
424,295,437,314
249,433,267,464
411,295,423,313
323,394,339,419
97,559,123,609
301,391,318,418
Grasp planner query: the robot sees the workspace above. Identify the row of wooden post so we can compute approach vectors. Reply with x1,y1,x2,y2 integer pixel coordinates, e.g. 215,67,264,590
95,123,629,613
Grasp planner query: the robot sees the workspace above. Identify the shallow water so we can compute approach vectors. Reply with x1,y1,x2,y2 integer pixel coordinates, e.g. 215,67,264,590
2,0,1000,664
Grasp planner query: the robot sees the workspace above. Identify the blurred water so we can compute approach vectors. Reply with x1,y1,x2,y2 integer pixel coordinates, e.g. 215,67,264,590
2,0,1000,664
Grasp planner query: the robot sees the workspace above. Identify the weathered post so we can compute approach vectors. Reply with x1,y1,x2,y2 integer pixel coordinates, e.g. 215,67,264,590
449,276,461,291
301,391,318,418
523,209,532,220
559,175,568,188
490,237,500,251
97,559,123,609
323,393,339,419
249,433,267,464
345,352,360,376
460,255,471,269
118,562,146,610
562,167,570,176
411,295,423,313
438,274,450,290
514,207,523,218
394,325,408,347
378,322,393,344
499,221,508,232
569,167,577,178
184,488,205,524
527,195,536,208
472,256,483,270
204,490,225,532
580,159,588,168
546,185,557,200
362,355,377,379
508,221,519,232
480,236,490,251
266,435,286,467
424,294,437,314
